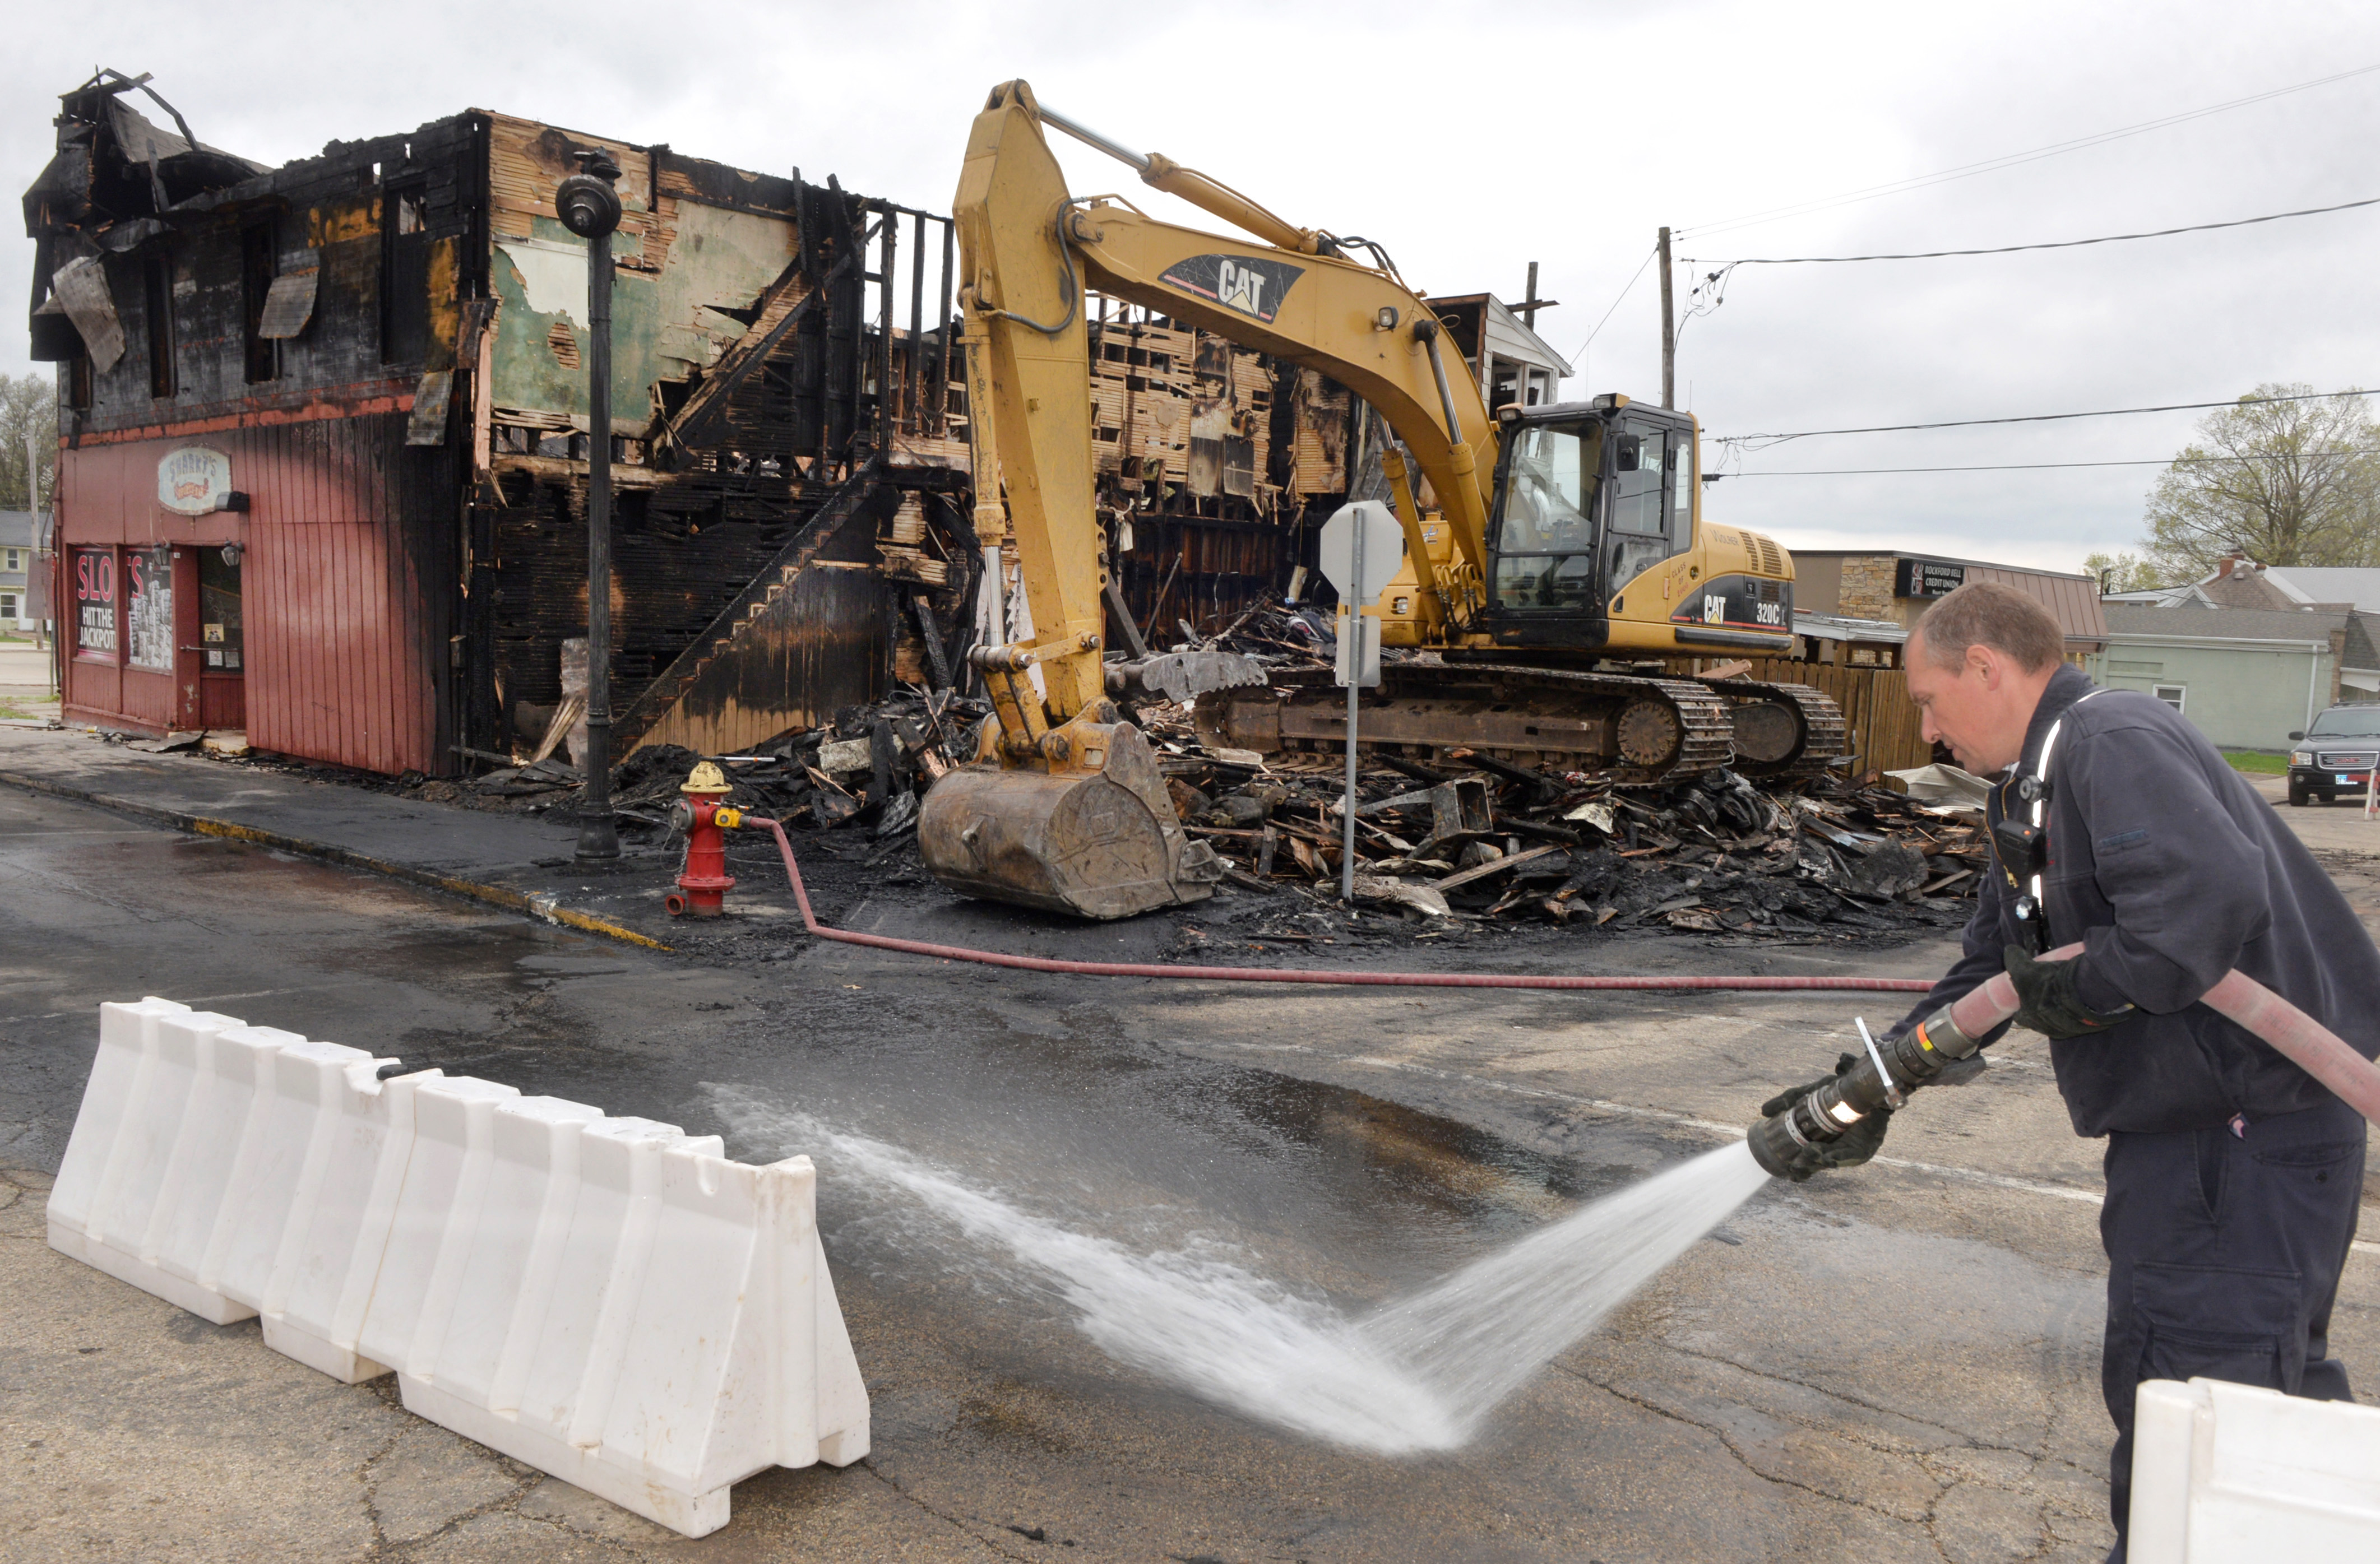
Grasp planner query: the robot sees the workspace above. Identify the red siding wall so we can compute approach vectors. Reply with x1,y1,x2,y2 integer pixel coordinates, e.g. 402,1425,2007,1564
55,411,457,775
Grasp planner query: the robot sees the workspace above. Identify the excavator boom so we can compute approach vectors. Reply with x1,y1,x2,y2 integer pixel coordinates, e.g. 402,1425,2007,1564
920,80,1840,920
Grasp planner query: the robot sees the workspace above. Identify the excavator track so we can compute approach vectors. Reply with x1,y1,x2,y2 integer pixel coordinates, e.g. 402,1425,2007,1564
1684,678,1847,785
1195,662,1736,787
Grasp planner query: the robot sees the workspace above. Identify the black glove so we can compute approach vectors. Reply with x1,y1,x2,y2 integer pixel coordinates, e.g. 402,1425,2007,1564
1758,1052,1892,1182
2003,945,2135,1039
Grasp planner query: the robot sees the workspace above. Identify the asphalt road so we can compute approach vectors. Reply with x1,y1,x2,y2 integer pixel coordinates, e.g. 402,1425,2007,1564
4,778,2376,1563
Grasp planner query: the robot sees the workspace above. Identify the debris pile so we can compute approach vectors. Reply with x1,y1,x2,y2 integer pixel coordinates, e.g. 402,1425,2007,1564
1128,702,1985,942
412,688,990,841
388,671,1983,945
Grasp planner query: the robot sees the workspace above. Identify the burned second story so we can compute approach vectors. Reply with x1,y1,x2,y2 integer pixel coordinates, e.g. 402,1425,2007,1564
24,70,953,470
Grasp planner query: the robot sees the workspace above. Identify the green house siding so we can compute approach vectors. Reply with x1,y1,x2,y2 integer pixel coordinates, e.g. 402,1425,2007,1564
2087,639,2333,750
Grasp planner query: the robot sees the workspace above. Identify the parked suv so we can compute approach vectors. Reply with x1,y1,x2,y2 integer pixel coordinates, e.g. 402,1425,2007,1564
2288,704,2380,805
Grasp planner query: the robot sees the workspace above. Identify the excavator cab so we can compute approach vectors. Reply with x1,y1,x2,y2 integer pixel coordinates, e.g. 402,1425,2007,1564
1479,401,1702,649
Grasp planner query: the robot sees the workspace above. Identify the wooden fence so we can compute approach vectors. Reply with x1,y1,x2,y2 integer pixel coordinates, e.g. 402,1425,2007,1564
1670,658,1937,778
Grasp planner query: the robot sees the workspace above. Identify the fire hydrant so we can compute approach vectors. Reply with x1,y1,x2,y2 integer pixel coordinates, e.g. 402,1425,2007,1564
665,762,743,917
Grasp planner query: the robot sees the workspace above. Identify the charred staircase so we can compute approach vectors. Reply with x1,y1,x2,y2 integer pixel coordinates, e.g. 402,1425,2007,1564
613,457,974,758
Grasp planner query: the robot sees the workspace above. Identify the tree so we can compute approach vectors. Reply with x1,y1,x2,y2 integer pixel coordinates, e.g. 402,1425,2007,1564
2082,550,2162,593
2141,383,2380,580
0,372,58,512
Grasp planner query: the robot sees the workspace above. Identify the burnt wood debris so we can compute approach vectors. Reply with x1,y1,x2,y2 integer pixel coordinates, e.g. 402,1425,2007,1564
318,613,1987,949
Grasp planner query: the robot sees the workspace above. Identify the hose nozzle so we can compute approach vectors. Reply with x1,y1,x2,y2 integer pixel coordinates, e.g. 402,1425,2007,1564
1745,1005,1984,1178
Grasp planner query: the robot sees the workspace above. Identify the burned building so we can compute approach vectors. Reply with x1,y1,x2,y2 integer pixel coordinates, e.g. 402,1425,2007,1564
25,70,970,773
25,71,1566,777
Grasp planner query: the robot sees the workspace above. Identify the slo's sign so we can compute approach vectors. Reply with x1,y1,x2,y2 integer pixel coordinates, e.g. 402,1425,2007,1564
73,547,116,660
158,447,232,516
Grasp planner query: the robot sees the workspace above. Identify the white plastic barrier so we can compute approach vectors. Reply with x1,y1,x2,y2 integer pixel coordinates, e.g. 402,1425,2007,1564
48,997,869,1539
2130,1377,2380,1560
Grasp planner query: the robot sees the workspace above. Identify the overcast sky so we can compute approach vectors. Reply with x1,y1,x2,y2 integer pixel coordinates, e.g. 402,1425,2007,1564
12,0,2380,572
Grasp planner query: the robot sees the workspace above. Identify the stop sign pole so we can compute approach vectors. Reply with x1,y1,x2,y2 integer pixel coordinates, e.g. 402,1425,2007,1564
1318,502,1399,903
1340,519,1363,901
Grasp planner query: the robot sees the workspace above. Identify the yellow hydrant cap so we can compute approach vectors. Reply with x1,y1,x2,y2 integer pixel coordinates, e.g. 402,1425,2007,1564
680,761,733,796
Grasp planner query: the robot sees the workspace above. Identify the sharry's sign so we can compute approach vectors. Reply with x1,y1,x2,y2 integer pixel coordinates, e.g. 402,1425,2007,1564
158,447,233,516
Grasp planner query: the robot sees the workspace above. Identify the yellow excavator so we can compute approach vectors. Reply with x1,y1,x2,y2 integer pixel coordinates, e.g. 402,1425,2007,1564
919,81,1841,919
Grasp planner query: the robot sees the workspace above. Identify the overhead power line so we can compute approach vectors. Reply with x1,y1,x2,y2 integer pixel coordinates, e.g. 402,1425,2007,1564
1679,60,2380,239
1695,193,2380,267
1566,244,1657,369
1719,447,2380,478
1717,387,2377,446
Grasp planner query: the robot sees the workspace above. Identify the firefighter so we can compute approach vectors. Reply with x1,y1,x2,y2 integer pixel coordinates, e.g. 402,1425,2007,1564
1803,581,2375,1561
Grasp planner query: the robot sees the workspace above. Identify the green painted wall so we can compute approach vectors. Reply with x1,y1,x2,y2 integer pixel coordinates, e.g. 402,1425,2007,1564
489,203,798,432
2087,639,2334,750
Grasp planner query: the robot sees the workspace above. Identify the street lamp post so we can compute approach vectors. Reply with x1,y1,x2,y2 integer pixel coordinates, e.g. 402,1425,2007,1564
558,148,623,862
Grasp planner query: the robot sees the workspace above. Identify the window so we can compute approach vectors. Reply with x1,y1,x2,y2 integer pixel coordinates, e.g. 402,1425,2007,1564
143,250,177,398
2154,685,2187,713
2,549,21,572
1,594,17,621
126,546,173,672
1608,421,1692,589
72,547,118,661
1669,428,1695,542
68,353,91,412
2308,707,2380,737
381,184,429,364
242,221,278,383
1490,421,1603,610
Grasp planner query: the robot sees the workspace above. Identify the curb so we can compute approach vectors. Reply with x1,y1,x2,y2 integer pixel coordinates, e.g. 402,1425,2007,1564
0,767,672,953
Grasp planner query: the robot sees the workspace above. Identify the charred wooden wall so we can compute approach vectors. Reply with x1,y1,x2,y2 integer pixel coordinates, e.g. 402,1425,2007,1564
465,115,967,753
1085,301,1358,643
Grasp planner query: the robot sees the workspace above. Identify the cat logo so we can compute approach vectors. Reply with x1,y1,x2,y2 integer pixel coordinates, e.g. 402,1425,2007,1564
1216,259,1267,316
1704,594,1728,624
1156,253,1305,324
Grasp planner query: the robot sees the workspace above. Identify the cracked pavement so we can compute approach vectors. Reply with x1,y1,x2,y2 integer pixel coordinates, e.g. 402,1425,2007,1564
2,779,2374,1561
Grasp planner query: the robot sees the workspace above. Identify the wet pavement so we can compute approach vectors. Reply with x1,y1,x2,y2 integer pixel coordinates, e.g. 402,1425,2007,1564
4,777,2377,1562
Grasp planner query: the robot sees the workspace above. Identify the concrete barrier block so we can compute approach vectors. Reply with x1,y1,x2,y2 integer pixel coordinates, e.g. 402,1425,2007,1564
355,1075,523,1377
48,998,872,1540
147,1024,308,1310
48,997,190,1252
397,1133,867,1537
53,1002,256,1323
2130,1376,2380,1561
206,1038,389,1328
409,1093,607,1413
258,1059,439,1384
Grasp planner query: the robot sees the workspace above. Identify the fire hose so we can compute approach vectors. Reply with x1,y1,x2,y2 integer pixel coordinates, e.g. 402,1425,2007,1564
746,816,1934,994
1748,941,2380,1176
742,818,2380,1146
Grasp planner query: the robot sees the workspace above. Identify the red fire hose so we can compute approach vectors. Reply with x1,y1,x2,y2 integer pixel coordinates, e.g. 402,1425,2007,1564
749,817,1935,994
1949,942,2380,1130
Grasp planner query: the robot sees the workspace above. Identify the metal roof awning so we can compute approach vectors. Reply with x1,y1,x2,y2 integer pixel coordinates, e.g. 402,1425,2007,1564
1794,612,1906,644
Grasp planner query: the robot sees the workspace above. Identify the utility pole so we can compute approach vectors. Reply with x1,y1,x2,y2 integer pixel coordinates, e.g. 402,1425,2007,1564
1514,261,1560,336
1657,226,1675,409
558,148,624,862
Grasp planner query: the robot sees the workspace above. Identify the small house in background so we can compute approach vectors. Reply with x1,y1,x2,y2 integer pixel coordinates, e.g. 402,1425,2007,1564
1786,549,2108,665
2087,604,2380,749
1422,293,1572,415
0,511,42,632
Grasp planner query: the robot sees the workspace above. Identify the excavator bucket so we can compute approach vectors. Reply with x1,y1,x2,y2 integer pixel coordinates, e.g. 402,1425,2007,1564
918,717,1223,920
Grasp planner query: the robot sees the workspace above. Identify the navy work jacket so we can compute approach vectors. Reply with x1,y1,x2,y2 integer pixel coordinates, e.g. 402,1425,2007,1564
1887,663,2380,1136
